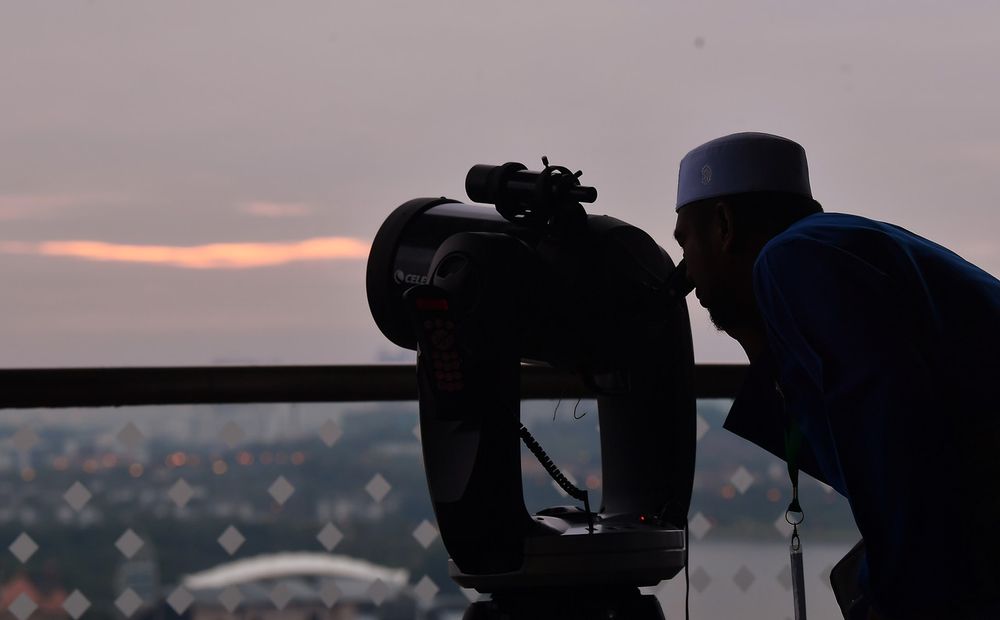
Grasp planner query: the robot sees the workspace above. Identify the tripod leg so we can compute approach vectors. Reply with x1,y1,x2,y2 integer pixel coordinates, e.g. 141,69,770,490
462,601,498,620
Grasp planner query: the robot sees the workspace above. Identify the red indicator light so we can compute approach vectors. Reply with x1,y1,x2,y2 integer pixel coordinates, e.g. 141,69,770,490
639,515,646,522
416,298,449,311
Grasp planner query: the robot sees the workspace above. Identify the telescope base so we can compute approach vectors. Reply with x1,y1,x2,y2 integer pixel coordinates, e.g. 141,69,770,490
451,523,683,619
450,521,686,590
463,587,665,620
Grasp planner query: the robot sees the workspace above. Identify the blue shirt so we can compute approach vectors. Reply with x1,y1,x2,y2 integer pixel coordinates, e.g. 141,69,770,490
723,213,1000,617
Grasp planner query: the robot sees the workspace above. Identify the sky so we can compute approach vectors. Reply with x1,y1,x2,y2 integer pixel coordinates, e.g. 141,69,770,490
1,0,998,367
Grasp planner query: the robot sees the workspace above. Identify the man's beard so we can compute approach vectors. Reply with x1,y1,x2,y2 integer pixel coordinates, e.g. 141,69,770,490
706,296,760,334
707,304,739,333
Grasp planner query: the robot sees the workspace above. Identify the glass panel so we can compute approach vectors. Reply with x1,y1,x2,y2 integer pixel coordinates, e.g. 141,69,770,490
1,402,447,620
657,399,857,618
519,399,602,516
518,398,858,618
1,398,858,619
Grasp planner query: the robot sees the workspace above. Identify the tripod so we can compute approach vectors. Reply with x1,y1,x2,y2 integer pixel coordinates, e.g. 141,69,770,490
464,587,665,619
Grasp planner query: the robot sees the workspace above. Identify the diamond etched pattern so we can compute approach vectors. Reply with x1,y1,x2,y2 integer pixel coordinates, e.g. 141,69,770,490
319,420,343,447
115,529,144,559
413,576,439,606
218,421,245,448
11,427,39,452
218,525,245,555
168,479,194,508
316,522,343,551
9,532,38,563
64,482,92,512
822,564,835,591
268,476,295,505
551,471,577,498
412,520,439,549
117,422,145,450
367,579,389,606
688,511,712,540
690,566,711,593
62,590,91,620
696,414,710,441
777,564,793,591
166,587,194,614
270,583,292,610
733,565,756,592
365,474,391,503
9,593,37,620
219,585,243,612
774,511,794,537
730,466,755,495
115,588,143,617
319,580,341,608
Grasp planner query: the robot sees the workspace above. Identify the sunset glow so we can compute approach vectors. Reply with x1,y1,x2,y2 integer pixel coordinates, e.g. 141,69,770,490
0,237,371,269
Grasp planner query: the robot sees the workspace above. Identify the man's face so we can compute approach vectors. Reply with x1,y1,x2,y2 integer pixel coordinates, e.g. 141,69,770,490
673,204,721,313
673,202,753,333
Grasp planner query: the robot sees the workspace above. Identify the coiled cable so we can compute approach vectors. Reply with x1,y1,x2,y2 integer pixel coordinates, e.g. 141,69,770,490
519,423,594,531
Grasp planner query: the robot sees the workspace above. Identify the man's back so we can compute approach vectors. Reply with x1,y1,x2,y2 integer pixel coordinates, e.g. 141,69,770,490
749,212,1000,617
761,212,999,379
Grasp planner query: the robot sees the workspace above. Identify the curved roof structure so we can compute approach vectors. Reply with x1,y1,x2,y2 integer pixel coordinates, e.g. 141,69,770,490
182,552,409,590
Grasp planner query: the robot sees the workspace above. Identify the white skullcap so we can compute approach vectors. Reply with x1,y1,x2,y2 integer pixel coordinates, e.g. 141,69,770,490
676,132,812,211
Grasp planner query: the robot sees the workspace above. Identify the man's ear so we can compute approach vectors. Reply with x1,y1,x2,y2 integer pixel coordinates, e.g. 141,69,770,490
715,201,736,253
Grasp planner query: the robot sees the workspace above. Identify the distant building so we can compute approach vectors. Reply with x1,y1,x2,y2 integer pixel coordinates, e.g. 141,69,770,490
116,543,161,607
155,552,415,620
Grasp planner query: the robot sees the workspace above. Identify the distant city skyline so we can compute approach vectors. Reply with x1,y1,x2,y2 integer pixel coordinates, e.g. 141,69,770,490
2,1,997,367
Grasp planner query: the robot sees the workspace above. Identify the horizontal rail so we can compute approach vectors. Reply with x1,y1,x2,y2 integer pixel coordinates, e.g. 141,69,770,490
0,364,747,409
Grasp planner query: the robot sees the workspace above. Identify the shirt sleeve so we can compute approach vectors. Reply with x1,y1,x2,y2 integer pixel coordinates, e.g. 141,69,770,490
753,232,954,617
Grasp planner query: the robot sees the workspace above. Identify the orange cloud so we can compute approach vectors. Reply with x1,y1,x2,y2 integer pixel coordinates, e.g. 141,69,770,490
0,237,371,269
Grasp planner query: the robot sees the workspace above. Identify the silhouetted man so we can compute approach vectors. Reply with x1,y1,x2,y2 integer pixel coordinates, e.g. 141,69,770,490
672,132,1000,619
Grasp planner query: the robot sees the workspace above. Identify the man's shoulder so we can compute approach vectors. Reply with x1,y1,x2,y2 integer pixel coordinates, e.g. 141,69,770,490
754,213,887,278
750,213,914,322
759,211,996,286
762,212,894,257
754,212,1000,325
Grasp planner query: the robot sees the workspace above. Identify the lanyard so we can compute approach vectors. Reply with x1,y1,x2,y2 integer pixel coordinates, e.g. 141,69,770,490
777,380,808,620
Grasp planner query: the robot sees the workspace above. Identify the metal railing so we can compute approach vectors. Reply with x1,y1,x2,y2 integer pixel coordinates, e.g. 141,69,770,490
0,364,746,409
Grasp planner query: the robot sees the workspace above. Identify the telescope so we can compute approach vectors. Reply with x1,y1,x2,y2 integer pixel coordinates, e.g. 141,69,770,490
366,159,696,619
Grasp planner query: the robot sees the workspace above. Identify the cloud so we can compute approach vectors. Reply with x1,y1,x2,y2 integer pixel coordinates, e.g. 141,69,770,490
0,237,370,269
0,192,126,220
239,201,313,218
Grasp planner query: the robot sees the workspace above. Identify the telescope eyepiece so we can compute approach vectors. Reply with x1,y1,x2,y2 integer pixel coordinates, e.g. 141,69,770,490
465,160,597,229
465,163,527,205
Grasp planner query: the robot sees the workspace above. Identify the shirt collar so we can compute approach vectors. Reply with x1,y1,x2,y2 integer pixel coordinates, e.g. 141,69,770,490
723,351,787,459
